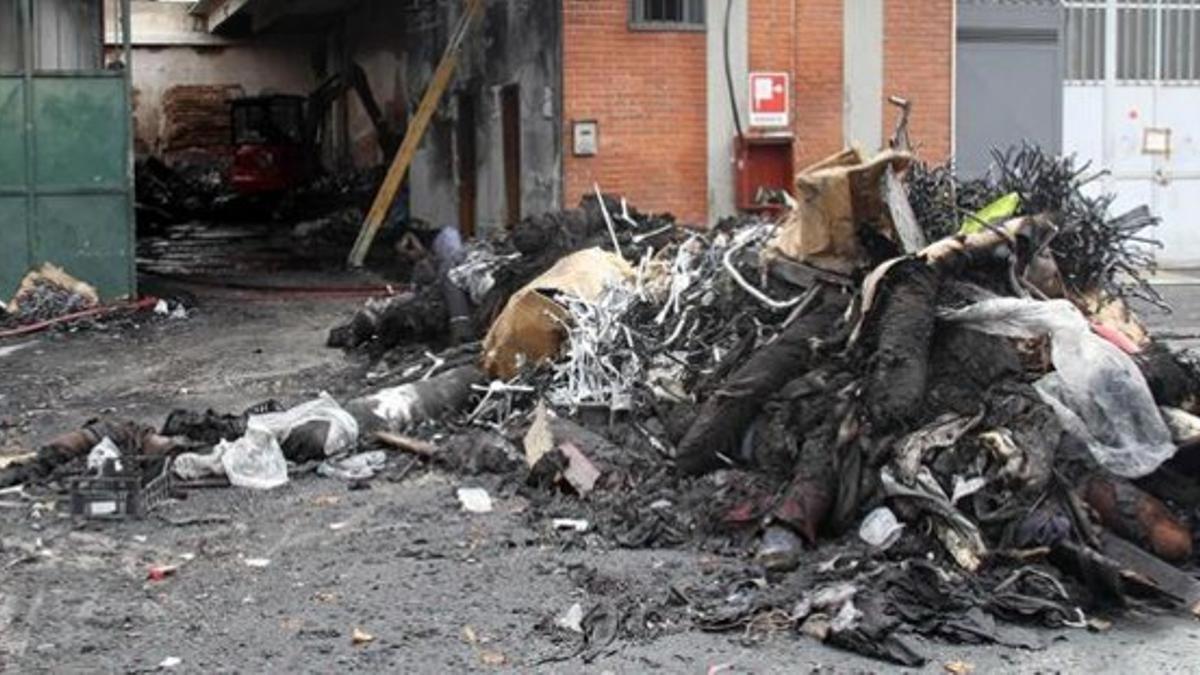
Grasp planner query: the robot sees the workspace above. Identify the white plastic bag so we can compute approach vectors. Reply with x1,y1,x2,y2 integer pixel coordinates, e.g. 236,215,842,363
86,437,123,474
174,446,225,481
250,392,359,457
218,422,289,490
858,506,904,550
941,298,1174,478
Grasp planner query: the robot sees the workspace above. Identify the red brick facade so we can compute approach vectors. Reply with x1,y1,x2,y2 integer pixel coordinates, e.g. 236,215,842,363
747,1,844,171
562,0,953,224
884,1,954,161
561,1,708,221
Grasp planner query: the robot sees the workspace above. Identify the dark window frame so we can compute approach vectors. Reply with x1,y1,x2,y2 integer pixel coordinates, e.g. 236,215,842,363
629,0,705,32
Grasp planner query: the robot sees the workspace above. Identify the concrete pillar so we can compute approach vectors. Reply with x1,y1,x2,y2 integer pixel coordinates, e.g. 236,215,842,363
843,0,883,151
706,0,747,225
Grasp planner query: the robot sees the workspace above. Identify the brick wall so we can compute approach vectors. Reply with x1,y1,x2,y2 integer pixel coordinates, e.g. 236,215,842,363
790,0,844,169
748,0,844,171
562,1,708,223
562,0,953,222
883,1,954,162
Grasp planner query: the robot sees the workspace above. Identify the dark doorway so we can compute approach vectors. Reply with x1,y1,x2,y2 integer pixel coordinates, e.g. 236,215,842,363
500,84,521,226
456,90,477,238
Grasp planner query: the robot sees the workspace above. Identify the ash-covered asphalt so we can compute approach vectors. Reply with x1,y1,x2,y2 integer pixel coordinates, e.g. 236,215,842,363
2,283,1200,673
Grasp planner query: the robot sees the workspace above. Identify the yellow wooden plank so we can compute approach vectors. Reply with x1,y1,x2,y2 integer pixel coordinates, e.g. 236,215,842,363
347,0,484,267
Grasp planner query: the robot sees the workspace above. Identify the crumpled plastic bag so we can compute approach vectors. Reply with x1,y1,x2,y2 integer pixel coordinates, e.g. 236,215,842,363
248,392,358,459
219,422,288,489
86,437,123,475
174,422,289,489
173,446,225,481
940,298,1174,478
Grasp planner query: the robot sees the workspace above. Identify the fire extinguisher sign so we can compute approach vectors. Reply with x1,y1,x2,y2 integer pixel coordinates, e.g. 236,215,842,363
749,72,789,128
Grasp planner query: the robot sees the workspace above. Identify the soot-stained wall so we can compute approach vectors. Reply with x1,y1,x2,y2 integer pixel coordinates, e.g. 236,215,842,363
342,0,562,237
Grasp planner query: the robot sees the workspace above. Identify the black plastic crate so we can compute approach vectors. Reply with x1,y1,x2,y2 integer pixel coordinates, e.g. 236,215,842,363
69,456,172,520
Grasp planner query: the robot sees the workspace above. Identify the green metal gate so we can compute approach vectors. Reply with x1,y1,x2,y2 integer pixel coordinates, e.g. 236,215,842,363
0,0,135,301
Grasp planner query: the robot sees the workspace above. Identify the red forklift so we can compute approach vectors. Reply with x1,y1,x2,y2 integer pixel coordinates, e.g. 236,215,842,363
229,63,399,195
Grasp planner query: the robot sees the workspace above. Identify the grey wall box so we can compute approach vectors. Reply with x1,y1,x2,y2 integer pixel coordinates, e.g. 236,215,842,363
573,120,598,157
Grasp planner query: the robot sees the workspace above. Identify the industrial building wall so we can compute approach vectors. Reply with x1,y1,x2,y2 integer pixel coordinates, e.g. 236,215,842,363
127,44,318,158
561,0,709,223
563,0,954,226
341,0,563,237
749,0,845,170
883,0,954,162
109,1,318,160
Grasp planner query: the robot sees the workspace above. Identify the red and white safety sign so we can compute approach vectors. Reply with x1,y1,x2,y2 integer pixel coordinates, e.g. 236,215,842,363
749,72,789,128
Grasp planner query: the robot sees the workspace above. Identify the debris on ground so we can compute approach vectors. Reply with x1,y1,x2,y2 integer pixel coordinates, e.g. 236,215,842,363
10,137,1200,667
5,264,99,325
457,487,493,513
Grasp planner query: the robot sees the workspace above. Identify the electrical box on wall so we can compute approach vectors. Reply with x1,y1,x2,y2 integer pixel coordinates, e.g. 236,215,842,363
573,120,598,156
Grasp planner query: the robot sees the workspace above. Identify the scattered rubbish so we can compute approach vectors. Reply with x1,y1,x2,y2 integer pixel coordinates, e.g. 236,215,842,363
85,438,123,475
351,627,375,645
858,506,904,551
457,487,493,513
558,443,600,496
317,450,386,481
5,263,99,324
765,148,912,275
482,247,634,379
1081,474,1192,562
251,393,359,462
153,299,189,320
755,525,803,572
552,518,589,532
69,456,173,520
479,649,506,666
524,402,554,467
941,298,1175,478
218,424,289,490
373,431,438,456
345,365,485,433
11,122,1200,670
147,564,178,582
556,602,585,633
0,453,34,470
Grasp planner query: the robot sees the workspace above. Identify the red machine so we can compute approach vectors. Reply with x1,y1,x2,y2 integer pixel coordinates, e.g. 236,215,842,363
230,94,307,194
229,63,398,195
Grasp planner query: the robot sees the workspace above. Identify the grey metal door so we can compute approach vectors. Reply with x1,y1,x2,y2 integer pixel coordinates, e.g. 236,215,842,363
955,1,1064,177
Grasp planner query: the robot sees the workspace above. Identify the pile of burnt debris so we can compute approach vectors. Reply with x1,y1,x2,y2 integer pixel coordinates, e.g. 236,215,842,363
8,143,1200,666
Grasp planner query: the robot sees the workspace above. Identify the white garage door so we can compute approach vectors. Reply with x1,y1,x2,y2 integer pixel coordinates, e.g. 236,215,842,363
1063,0,1200,267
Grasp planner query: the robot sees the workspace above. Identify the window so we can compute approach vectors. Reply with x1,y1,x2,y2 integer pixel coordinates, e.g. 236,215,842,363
1065,3,1107,82
630,0,704,30
1117,3,1158,81
1065,0,1200,84
1161,3,1200,82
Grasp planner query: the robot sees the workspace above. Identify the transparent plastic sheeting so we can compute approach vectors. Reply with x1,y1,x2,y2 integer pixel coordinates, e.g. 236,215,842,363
941,298,1175,478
